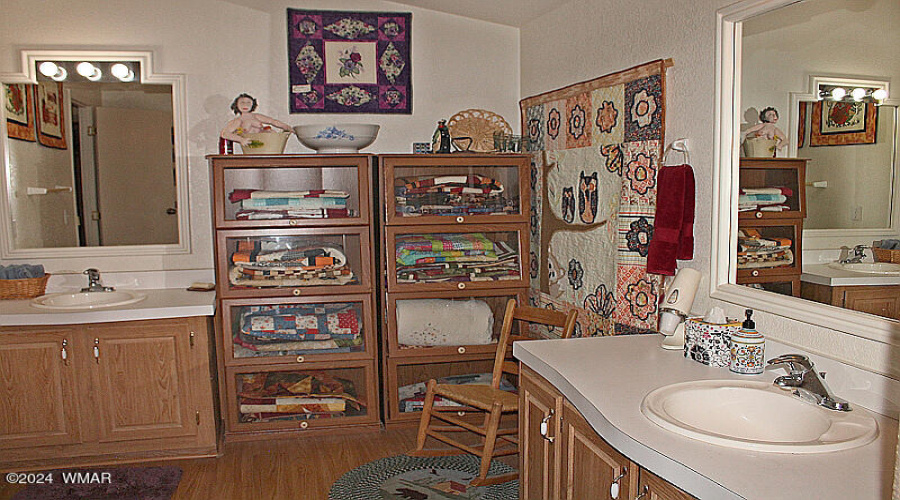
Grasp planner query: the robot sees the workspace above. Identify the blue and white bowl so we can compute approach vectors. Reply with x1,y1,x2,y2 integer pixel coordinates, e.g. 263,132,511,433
293,123,380,153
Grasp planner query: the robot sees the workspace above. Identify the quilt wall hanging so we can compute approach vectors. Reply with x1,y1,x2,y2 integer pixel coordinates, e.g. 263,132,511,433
287,9,411,114
520,59,670,337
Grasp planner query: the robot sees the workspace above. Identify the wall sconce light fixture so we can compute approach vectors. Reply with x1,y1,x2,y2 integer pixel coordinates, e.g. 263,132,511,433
110,63,134,82
75,62,102,81
38,61,67,82
34,60,142,83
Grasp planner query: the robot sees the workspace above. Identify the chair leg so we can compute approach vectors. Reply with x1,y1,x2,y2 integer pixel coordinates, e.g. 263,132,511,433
412,379,438,452
471,400,504,486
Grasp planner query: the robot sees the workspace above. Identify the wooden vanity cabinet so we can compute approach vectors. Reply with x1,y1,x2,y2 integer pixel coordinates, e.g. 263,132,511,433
0,317,217,468
801,282,900,320
520,366,695,500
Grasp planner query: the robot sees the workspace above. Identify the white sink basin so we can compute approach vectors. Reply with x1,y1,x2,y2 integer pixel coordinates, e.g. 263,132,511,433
827,262,900,274
31,290,146,310
641,379,878,453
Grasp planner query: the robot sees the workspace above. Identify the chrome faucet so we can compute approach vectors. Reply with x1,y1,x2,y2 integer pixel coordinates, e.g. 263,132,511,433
766,354,851,411
81,268,115,293
839,244,868,264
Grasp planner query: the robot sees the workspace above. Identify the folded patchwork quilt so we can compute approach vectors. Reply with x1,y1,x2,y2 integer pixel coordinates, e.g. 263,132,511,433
239,303,361,340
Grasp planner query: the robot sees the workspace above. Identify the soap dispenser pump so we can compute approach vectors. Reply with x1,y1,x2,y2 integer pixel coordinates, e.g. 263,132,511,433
730,309,765,374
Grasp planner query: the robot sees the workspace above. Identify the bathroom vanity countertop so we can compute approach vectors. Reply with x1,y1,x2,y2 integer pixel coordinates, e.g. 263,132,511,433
514,335,898,500
0,288,216,326
802,263,900,286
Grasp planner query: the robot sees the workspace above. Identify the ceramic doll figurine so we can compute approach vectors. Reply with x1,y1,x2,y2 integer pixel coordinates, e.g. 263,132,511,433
744,107,787,151
221,93,292,147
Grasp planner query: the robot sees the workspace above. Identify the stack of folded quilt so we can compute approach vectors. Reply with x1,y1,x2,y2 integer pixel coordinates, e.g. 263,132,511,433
229,189,353,220
237,371,364,423
737,228,794,269
229,239,355,287
395,233,519,283
233,303,363,357
738,187,793,212
397,373,515,413
394,174,517,216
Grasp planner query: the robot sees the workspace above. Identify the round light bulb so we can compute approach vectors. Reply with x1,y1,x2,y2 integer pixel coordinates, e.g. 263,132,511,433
39,62,59,77
76,62,101,81
873,89,888,101
830,87,846,101
110,63,134,81
851,88,867,101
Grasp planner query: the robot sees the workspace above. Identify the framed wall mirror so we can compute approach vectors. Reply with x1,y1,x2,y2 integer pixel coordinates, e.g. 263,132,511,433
0,50,190,259
713,0,900,346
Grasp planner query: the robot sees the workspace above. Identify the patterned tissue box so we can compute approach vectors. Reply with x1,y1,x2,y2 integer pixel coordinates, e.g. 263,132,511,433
683,318,742,368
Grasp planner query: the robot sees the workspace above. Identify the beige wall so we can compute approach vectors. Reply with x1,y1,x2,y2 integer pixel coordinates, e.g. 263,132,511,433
0,0,521,272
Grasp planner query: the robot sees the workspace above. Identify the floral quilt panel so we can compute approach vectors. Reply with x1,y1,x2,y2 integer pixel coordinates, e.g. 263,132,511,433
287,9,411,114
520,60,668,336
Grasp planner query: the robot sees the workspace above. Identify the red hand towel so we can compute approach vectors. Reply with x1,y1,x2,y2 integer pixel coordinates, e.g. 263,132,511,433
647,164,695,275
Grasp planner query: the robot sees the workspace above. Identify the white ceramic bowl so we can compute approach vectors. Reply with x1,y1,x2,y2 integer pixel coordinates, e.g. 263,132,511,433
239,131,292,154
293,124,380,153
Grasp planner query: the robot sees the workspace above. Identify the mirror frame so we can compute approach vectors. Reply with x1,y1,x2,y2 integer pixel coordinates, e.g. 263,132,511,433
712,0,900,347
0,49,190,258
787,75,900,250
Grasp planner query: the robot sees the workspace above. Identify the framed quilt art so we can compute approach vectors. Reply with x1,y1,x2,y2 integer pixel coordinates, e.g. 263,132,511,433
4,83,35,142
809,100,877,146
35,82,67,149
287,9,411,114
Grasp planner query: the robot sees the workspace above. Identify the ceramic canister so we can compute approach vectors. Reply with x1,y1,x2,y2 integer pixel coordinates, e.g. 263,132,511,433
683,319,742,368
729,329,765,374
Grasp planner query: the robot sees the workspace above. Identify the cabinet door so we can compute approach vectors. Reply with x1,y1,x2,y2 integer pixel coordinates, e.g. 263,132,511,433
0,327,83,449
637,468,696,500
520,366,563,500
559,399,635,500
86,319,199,443
843,287,900,319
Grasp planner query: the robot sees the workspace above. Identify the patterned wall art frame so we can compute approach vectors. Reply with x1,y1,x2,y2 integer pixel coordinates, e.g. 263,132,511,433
4,83,35,142
520,59,670,337
287,9,412,114
34,82,67,149
809,100,877,146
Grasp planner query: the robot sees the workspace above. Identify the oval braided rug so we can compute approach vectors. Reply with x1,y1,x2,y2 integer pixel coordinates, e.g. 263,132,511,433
329,454,518,499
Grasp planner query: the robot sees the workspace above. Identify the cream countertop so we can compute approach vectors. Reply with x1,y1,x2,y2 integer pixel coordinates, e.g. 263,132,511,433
0,288,216,326
513,334,899,500
802,263,900,286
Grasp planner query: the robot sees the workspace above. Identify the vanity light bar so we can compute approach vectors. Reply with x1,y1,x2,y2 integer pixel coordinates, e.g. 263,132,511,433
817,85,889,104
34,61,141,83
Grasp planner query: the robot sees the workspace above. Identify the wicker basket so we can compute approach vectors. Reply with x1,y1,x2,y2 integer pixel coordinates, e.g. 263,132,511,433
0,274,51,300
872,246,900,264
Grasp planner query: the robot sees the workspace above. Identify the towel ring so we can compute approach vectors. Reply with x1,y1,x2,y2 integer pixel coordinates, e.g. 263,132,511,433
662,138,691,166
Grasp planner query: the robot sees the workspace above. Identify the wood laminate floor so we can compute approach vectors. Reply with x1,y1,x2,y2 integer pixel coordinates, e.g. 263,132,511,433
0,427,517,499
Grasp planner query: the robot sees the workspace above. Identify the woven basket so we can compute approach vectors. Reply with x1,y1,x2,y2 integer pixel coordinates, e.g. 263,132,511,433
0,274,51,300
872,247,900,264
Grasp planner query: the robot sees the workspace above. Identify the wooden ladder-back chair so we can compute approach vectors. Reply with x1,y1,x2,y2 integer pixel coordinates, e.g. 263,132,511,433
409,299,577,486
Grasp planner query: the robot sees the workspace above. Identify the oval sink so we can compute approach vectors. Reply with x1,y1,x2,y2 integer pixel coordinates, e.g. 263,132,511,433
31,290,146,310
827,262,900,274
641,380,878,453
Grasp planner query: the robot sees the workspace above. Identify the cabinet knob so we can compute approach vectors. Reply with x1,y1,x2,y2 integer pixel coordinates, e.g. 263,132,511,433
457,346,466,354
456,216,465,223
610,466,628,499
296,355,305,363
60,339,69,365
633,485,649,500
457,283,466,290
293,289,302,296
752,270,760,277
755,211,763,219
289,219,299,226
539,409,555,443
300,421,309,429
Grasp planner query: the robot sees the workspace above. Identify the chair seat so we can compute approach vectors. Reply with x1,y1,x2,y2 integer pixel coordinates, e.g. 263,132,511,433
432,383,518,412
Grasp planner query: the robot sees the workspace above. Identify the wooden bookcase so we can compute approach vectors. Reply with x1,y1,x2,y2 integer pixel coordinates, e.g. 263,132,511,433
737,158,808,296
377,154,531,427
208,154,380,441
